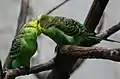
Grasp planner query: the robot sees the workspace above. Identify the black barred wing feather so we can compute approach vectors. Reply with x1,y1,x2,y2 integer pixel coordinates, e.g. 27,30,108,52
10,37,21,59
52,16,89,36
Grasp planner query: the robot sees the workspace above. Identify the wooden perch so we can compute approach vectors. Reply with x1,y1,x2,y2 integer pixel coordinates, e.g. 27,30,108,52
4,58,54,79
84,0,109,32
2,46,120,79
60,45,120,62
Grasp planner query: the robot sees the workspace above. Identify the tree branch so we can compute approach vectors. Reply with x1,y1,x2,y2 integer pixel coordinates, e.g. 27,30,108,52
3,44,120,79
15,0,29,36
4,58,54,79
97,22,120,38
84,0,109,32
60,45,120,62
46,0,70,15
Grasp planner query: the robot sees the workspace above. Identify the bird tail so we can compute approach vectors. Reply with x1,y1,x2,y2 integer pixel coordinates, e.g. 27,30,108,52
89,36,120,43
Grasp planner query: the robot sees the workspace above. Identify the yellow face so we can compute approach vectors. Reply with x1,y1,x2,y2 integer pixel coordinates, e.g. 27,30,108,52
37,14,53,28
24,19,41,29
22,18,42,36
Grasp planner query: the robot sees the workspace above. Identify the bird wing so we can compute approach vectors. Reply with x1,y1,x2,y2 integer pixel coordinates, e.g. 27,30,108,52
9,37,22,59
47,16,90,37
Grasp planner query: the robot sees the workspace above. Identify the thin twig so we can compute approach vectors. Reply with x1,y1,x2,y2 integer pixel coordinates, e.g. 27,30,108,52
46,0,70,15
97,22,120,39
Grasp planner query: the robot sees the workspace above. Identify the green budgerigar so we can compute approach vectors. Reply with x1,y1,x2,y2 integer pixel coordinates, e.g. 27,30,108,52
37,14,120,46
7,18,42,69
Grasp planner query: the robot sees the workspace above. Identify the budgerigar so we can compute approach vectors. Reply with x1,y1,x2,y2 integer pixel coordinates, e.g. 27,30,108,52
6,18,42,70
37,14,120,46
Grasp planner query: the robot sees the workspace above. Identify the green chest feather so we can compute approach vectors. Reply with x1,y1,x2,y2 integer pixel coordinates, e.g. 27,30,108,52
9,27,39,68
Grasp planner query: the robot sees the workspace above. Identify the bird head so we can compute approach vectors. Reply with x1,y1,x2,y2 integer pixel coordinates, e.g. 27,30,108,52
37,14,54,28
23,18,42,35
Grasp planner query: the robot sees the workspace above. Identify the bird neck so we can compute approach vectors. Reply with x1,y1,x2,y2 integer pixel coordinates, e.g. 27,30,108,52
19,27,41,40
25,26,41,36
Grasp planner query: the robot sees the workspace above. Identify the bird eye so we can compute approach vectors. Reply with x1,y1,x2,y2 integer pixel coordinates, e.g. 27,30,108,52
37,20,40,24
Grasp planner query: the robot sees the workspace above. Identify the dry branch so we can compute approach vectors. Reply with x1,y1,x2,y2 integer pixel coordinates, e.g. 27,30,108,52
97,22,120,38
15,0,29,36
60,45,120,62
46,0,70,15
3,45,120,78
84,0,109,32
4,58,54,79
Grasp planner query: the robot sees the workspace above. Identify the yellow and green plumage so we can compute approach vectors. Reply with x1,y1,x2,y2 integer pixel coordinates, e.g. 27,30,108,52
38,14,120,46
8,19,42,69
